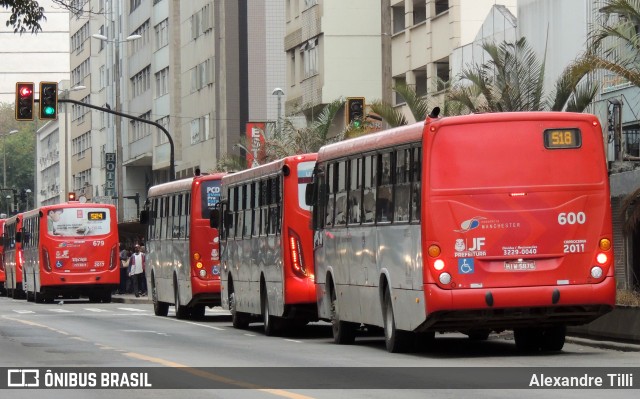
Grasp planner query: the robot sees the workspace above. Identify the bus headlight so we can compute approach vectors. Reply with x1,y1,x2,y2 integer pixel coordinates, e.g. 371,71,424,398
439,273,452,285
591,266,603,279
199,269,207,278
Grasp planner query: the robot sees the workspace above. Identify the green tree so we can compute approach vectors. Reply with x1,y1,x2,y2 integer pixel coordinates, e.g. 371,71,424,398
0,102,35,202
447,37,597,113
1,0,45,33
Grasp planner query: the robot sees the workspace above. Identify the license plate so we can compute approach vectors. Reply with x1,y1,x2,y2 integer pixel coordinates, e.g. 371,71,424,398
504,260,536,271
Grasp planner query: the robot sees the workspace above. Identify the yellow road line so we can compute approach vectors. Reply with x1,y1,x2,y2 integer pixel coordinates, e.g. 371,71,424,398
124,352,315,399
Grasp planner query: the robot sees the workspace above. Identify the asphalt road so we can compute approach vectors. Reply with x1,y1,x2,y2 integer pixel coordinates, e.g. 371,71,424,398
0,296,638,399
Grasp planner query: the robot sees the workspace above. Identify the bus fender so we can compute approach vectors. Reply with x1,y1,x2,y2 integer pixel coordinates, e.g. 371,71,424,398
378,268,392,309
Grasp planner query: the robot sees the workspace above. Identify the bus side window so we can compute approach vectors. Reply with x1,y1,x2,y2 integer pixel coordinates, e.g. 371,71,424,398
394,148,411,223
363,155,376,223
376,152,394,223
244,183,252,239
334,161,347,226
411,147,422,222
259,180,268,236
185,193,191,238
348,158,362,225
325,163,336,227
228,187,236,239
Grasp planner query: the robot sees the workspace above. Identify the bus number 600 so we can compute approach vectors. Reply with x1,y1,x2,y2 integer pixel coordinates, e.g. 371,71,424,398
557,212,586,225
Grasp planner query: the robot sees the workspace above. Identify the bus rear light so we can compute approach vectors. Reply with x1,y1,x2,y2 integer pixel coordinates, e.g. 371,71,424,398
596,253,608,265
591,266,603,279
427,245,441,257
196,262,203,269
599,238,612,251
42,247,51,272
18,249,23,267
194,252,202,261
433,259,445,271
509,192,526,197
439,273,452,285
109,244,118,270
199,269,206,278
288,228,307,278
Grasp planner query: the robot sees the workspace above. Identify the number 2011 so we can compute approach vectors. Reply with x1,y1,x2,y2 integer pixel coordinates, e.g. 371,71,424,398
557,212,586,225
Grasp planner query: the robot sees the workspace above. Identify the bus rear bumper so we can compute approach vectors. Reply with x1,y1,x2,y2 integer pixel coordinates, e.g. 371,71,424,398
419,277,615,331
190,278,221,307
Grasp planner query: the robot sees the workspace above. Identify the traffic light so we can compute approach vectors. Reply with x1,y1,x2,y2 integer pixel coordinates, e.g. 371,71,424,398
68,192,77,201
20,189,27,203
39,82,58,120
15,82,35,121
346,97,365,128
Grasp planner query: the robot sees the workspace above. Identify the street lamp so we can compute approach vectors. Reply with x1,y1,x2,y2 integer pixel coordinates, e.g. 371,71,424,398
3,129,18,189
272,88,284,137
25,188,31,210
5,195,11,214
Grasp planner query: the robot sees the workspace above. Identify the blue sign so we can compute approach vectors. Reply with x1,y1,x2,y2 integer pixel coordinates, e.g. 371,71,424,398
458,258,474,274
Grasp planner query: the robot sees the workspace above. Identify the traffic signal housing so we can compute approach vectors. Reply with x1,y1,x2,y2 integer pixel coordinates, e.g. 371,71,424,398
39,82,58,120
68,192,77,202
15,82,35,121
346,97,365,128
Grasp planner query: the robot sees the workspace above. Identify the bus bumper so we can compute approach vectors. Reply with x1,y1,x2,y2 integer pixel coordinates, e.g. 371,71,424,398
190,278,221,307
419,276,616,331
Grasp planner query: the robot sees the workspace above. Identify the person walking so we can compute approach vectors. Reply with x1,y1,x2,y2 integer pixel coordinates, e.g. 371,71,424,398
129,245,146,297
117,243,130,295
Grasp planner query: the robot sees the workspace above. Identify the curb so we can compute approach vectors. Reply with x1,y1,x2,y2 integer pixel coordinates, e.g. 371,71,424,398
566,335,640,352
110,295,151,305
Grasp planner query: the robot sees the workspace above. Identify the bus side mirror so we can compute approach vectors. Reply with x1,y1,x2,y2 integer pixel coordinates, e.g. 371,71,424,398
139,210,149,225
210,209,220,228
15,232,22,243
305,183,316,206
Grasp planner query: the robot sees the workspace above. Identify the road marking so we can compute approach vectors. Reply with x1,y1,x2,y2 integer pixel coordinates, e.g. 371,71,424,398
244,333,256,337
124,352,315,399
85,308,111,312
283,339,302,343
122,329,169,336
12,310,35,314
47,309,73,313
1,315,69,335
117,307,148,312
168,318,225,331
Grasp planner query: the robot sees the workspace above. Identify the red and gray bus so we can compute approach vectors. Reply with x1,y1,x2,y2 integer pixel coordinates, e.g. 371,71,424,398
307,110,615,352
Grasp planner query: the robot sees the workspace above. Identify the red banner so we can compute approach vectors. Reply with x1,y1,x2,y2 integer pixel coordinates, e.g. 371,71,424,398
245,122,266,168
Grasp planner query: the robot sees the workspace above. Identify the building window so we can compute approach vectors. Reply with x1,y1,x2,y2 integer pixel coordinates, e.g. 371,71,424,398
435,0,449,16
129,111,151,142
392,4,405,34
303,38,319,79
393,76,407,105
155,19,169,50
190,118,201,145
130,19,150,54
130,0,142,12
414,67,427,96
289,51,296,86
155,67,169,97
435,58,450,92
413,0,426,25
72,131,91,159
130,65,151,97
156,116,170,145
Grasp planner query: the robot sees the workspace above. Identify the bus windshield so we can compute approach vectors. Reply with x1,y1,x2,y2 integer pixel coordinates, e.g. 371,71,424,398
298,161,315,211
46,207,112,237
430,122,602,190
200,179,222,219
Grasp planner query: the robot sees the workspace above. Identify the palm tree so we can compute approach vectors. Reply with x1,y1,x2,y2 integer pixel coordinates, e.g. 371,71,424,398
447,37,597,113
369,83,435,128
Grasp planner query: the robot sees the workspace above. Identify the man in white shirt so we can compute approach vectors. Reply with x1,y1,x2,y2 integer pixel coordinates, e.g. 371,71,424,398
129,245,146,297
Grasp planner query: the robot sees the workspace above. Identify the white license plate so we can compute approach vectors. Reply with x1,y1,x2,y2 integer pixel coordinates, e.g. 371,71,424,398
504,261,536,271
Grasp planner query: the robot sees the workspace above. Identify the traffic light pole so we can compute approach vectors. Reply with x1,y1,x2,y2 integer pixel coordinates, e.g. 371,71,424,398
56,98,175,181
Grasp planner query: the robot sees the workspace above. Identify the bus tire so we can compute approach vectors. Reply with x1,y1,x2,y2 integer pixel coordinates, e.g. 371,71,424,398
152,276,169,317
34,290,46,304
191,305,206,320
330,284,356,345
383,289,412,353
174,279,190,320
514,328,542,352
261,283,281,336
230,291,250,329
101,291,112,303
540,325,566,352
467,329,491,341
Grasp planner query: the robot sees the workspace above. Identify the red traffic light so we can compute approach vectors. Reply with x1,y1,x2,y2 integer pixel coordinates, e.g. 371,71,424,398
15,82,35,121
68,192,77,201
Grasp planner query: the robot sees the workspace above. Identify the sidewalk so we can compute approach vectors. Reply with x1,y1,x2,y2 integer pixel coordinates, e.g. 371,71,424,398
110,292,151,304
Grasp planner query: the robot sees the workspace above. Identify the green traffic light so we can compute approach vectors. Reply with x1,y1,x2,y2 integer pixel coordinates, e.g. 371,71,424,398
43,106,55,115
353,120,362,128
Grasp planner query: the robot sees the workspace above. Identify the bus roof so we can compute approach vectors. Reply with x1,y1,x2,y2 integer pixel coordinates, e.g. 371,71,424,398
147,172,226,198
222,153,317,186
317,111,601,162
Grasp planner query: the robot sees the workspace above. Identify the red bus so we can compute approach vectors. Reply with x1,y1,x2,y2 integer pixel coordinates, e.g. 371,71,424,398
3,213,25,299
141,172,226,319
307,110,615,352
0,218,6,295
20,203,119,303
214,154,317,335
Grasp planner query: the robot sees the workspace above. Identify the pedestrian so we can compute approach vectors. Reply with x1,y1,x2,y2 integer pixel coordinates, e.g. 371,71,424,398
129,245,146,297
139,245,148,296
118,243,130,295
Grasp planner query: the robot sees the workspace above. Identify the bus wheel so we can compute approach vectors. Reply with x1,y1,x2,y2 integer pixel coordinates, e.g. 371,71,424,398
230,292,250,329
261,285,281,336
514,328,542,352
467,329,491,341
330,285,356,345
34,290,46,304
174,281,190,320
152,277,169,317
191,305,206,320
540,325,566,352
101,290,112,303
26,290,35,302
383,289,412,353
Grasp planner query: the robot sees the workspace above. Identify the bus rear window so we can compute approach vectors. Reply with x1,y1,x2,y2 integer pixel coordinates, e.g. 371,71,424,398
47,207,112,237
200,180,222,219
430,122,602,190
298,161,315,211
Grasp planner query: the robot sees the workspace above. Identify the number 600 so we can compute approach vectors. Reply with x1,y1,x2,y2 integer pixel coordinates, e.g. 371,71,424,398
557,212,586,225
